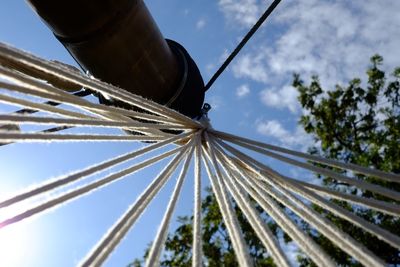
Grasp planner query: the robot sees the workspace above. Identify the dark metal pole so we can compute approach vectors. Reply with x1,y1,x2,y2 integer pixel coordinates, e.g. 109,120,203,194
27,0,205,118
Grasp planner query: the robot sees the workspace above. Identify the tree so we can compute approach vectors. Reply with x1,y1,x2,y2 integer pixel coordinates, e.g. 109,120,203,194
132,55,400,266
131,188,278,266
293,54,400,265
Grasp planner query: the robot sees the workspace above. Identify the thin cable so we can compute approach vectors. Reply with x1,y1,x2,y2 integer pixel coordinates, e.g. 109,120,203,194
204,0,281,91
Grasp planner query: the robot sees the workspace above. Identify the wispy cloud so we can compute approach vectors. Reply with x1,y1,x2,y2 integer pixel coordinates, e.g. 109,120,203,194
205,49,230,77
218,0,262,28
265,0,400,87
183,8,190,16
222,0,400,112
196,18,207,30
256,119,312,150
207,95,224,110
232,51,269,83
260,85,299,114
236,84,250,98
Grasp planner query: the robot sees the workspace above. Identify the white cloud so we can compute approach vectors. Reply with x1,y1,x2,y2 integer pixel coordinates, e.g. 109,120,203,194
232,51,269,83
205,63,215,75
257,120,287,138
207,95,224,110
205,49,230,77
256,120,312,150
236,84,250,98
196,18,206,30
219,49,230,64
225,0,400,112
260,85,299,113
218,0,262,28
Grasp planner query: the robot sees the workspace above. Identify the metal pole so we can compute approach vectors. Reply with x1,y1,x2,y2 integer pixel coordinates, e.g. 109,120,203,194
27,0,205,118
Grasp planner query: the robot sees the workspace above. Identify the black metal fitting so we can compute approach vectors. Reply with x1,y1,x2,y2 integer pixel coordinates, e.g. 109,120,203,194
164,39,205,118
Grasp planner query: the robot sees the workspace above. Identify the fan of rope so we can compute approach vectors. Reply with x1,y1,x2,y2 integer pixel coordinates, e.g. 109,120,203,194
0,42,399,267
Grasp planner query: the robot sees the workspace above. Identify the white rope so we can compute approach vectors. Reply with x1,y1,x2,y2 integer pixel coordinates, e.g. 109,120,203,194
261,167,400,250
0,69,127,122
0,89,187,126
1,42,399,267
220,136,400,248
0,146,182,230
0,70,188,126
0,78,184,137
0,43,201,128
0,114,190,131
237,170,337,267
0,133,191,209
0,56,82,93
202,132,253,267
211,142,336,267
215,133,400,217
221,139,400,251
80,139,194,267
286,177,400,217
249,172,385,266
208,137,291,267
0,93,96,120
192,133,203,267
215,138,386,267
226,137,400,202
146,144,195,267
213,130,400,184
0,58,192,138
0,132,167,143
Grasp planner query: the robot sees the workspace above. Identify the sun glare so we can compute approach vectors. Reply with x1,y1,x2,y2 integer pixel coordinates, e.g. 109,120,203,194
0,224,30,266
0,175,38,267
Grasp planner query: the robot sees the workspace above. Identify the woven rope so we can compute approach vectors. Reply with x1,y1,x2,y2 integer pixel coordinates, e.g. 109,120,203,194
192,133,203,267
0,42,399,267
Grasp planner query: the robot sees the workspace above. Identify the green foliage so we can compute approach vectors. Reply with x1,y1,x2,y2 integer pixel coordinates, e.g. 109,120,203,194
132,54,400,266
293,54,400,265
132,188,277,266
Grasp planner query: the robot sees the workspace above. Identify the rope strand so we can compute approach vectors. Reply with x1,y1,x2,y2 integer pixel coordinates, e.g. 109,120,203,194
1,43,399,267
80,140,194,267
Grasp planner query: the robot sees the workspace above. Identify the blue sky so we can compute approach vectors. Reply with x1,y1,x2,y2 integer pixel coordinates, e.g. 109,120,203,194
1,0,400,266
